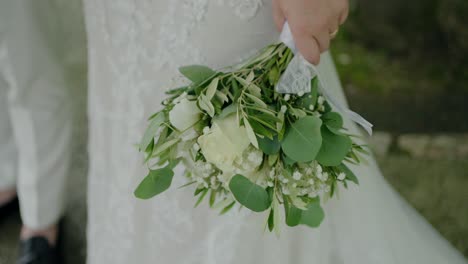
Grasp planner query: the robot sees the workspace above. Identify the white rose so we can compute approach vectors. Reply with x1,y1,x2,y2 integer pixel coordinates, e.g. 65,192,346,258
169,98,201,131
197,114,250,173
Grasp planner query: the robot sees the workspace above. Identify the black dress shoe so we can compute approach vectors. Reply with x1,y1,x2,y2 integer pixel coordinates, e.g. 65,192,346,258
0,197,19,219
17,237,60,264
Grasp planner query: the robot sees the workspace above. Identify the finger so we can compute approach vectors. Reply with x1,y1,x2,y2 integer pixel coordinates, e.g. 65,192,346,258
314,31,331,52
338,9,349,25
272,0,286,32
294,33,321,65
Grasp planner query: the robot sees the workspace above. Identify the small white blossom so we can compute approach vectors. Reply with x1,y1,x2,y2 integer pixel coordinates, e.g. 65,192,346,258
282,178,289,184
267,181,274,187
192,143,200,151
269,169,276,178
337,172,346,181
298,91,304,97
322,172,329,181
318,96,325,105
316,164,323,174
280,105,287,113
308,178,315,185
284,94,291,101
309,104,315,111
293,171,302,180
282,186,290,195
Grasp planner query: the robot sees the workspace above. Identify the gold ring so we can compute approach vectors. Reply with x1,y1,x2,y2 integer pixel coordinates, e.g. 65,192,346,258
330,28,339,39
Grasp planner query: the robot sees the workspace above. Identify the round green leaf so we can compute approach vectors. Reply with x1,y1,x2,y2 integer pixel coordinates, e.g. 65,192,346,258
134,167,174,199
300,199,325,228
229,174,271,212
316,126,352,166
285,203,302,227
258,135,281,155
322,112,343,130
281,116,323,162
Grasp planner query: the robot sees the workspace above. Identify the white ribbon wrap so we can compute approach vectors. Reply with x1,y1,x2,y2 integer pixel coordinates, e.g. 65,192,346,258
276,22,373,135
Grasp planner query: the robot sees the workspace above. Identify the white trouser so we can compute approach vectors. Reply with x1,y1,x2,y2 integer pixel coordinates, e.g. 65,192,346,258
0,0,72,229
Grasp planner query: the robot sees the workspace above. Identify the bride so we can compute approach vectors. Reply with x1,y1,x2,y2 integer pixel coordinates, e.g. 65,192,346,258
83,0,467,263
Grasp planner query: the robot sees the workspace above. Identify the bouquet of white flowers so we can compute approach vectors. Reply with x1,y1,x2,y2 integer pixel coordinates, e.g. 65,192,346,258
134,37,371,232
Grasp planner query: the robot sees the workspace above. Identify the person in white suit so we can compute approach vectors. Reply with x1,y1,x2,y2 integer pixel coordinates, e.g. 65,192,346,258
0,1,72,263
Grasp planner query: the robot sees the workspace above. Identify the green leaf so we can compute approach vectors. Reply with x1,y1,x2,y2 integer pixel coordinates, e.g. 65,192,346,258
198,94,215,117
338,163,359,185
310,77,319,104
153,138,180,156
244,119,259,148
258,135,280,155
139,112,165,151
205,77,219,100
134,167,174,199
219,201,236,215
195,188,208,207
179,65,216,84
281,116,323,162
322,112,343,130
229,174,271,212
316,126,352,166
245,92,267,108
300,199,325,228
267,208,274,232
268,66,279,85
285,200,302,227
285,197,324,228
272,195,281,236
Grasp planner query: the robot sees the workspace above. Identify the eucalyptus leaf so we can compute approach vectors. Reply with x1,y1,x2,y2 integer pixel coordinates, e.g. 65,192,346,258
140,111,165,151
300,199,325,228
229,174,271,212
258,135,280,155
285,201,302,227
322,112,343,130
316,126,352,166
281,116,322,162
179,65,216,84
134,167,174,199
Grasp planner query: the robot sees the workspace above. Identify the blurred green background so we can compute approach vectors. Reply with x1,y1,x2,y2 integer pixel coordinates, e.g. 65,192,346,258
332,0,468,133
331,0,468,257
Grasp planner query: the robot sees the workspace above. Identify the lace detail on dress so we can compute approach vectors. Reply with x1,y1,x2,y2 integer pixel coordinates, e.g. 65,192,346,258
216,0,263,20
154,0,208,72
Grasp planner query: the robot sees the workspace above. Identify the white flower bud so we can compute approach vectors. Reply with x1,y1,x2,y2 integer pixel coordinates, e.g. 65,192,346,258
280,105,287,113
298,91,304,97
337,172,346,181
293,171,302,180
284,94,291,101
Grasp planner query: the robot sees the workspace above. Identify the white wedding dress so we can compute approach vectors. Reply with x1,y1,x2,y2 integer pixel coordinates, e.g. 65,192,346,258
83,1,467,263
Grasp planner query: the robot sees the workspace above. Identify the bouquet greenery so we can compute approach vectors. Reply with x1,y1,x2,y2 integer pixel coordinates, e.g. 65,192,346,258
134,42,369,233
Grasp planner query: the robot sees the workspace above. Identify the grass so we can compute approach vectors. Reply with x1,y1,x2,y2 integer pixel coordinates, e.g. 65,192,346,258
377,154,468,256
